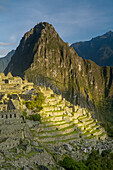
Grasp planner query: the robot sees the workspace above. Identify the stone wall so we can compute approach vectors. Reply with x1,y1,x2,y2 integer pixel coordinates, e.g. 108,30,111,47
0,110,26,151
0,110,21,125
0,138,20,151
19,94,33,101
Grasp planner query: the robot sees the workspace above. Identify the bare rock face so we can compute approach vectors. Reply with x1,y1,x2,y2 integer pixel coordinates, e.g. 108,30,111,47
4,22,113,131
0,50,15,72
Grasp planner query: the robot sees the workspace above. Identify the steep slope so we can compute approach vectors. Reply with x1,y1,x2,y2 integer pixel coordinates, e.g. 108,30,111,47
4,22,113,134
0,50,15,72
71,31,113,66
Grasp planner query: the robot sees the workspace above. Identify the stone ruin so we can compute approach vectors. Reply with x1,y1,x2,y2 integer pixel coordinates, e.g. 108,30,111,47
0,110,26,151
0,72,34,93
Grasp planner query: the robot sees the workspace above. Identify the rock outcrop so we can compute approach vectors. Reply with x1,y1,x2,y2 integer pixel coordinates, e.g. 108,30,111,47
0,50,15,72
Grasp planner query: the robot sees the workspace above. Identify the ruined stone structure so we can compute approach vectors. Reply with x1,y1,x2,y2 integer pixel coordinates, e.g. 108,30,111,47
0,73,34,151
0,110,26,151
0,72,34,93
0,73,34,112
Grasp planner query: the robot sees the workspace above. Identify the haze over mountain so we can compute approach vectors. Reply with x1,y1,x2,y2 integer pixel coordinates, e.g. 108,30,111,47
71,31,113,66
4,22,113,134
0,50,15,72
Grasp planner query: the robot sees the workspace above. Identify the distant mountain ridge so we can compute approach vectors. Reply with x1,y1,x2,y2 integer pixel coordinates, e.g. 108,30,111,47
71,31,113,66
0,50,15,72
4,22,113,135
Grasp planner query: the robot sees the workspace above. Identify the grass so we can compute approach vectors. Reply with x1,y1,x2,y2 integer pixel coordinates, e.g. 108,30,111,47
78,115,88,120
41,120,64,124
41,121,73,128
85,121,95,128
42,116,53,120
39,130,78,139
47,96,55,99
91,128,102,134
44,137,79,144
43,105,55,108
44,110,64,113
77,122,83,125
98,132,106,137
39,124,75,134
85,119,93,123
42,114,68,120
86,135,96,139
83,131,91,136
82,124,99,133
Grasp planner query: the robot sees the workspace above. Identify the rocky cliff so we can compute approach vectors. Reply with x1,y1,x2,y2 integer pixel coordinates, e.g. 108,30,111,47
4,22,113,133
71,31,113,66
0,50,15,72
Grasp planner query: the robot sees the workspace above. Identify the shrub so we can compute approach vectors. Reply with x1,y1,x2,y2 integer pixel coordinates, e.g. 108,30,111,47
27,114,41,122
25,92,45,111
60,156,88,170
22,111,27,118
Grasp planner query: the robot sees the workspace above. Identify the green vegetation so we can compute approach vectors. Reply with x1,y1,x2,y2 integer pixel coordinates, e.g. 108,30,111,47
60,156,88,170
22,111,41,122
27,114,41,121
41,121,73,128
60,150,113,170
44,137,78,144
25,92,45,112
22,111,27,118
39,130,78,139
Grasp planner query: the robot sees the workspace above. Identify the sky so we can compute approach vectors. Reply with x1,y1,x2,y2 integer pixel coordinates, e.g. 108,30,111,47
0,0,113,57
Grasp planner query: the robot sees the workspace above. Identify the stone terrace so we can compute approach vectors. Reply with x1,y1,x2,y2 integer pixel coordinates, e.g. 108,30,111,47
35,87,107,145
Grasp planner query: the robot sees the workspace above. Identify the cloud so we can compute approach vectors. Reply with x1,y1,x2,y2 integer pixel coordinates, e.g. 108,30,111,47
0,42,16,46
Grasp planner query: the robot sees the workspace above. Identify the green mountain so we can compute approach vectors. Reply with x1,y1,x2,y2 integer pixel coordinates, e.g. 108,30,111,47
4,22,113,135
71,31,113,66
0,50,15,72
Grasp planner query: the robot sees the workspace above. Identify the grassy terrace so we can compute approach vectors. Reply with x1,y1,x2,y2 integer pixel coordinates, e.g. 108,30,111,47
83,131,91,136
42,114,68,120
39,130,78,139
42,105,56,108
47,96,55,99
82,124,99,133
41,121,73,128
98,132,106,137
78,115,88,120
38,124,75,133
91,128,102,134
44,110,64,113
84,121,95,128
77,122,83,125
43,101,63,106
41,120,64,124
86,135,96,139
44,137,79,144
83,128,101,136
85,119,94,123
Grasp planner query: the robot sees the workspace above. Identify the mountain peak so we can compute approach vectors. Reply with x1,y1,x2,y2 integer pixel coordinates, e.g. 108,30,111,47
103,30,113,37
71,30,113,66
4,22,75,77
24,22,55,40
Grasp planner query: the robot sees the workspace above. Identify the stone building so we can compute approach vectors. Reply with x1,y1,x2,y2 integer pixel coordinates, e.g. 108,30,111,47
0,110,25,151
0,73,34,92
